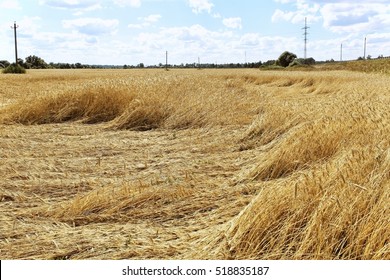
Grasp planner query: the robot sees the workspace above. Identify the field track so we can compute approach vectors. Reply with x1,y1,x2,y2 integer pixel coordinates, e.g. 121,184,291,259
0,69,389,259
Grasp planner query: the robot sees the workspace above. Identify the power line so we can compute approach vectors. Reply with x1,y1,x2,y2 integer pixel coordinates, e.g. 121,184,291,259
302,17,310,59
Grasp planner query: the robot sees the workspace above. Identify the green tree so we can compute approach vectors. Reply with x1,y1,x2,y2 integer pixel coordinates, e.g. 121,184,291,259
25,55,48,69
0,60,10,68
276,51,297,67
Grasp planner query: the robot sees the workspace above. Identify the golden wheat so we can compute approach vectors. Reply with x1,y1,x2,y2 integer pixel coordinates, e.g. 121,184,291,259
0,68,388,260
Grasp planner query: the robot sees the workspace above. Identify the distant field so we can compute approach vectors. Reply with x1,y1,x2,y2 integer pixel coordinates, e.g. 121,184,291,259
316,57,390,74
0,68,388,259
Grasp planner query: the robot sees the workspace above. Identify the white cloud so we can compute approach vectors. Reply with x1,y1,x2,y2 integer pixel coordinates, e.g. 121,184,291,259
320,2,390,33
272,0,390,60
223,17,242,29
128,24,144,29
63,18,119,36
272,9,294,22
131,24,237,64
39,0,102,15
128,14,161,29
188,0,214,14
272,0,321,24
25,28,112,63
237,33,301,57
125,24,306,65
0,0,21,9
239,33,264,47
273,0,295,3
0,16,94,63
40,0,100,9
143,14,162,23
15,17,42,39
113,0,141,7
308,0,390,3
273,0,390,35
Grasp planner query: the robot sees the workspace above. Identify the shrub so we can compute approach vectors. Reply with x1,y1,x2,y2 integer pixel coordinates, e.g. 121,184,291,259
305,57,315,65
259,64,284,71
2,64,26,74
289,59,302,67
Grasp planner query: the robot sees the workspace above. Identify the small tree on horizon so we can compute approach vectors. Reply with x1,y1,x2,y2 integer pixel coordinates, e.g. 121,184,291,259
276,51,297,67
25,55,48,69
0,60,10,68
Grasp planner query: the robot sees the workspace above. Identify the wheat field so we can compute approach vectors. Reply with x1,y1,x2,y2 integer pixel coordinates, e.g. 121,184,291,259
0,68,388,260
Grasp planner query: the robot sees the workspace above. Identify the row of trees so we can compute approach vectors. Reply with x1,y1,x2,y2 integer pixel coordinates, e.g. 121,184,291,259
143,62,263,69
1,55,264,70
1,52,316,72
1,55,48,69
4,52,389,72
0,55,271,70
0,56,107,70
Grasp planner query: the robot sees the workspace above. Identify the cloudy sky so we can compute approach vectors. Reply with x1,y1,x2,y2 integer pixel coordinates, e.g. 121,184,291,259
1,0,390,65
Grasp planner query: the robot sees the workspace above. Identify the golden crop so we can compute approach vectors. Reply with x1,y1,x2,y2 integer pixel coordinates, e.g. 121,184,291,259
0,68,388,259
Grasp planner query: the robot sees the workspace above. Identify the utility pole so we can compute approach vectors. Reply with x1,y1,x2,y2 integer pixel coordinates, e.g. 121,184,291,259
11,21,19,65
165,51,168,70
198,57,200,69
302,17,309,59
340,43,343,62
364,37,367,59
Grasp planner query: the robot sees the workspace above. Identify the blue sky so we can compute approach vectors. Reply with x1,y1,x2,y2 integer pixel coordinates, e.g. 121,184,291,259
1,0,390,65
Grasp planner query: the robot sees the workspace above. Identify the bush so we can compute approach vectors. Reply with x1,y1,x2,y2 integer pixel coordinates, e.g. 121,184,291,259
2,64,26,74
289,59,302,67
296,57,316,65
288,57,316,68
259,64,284,71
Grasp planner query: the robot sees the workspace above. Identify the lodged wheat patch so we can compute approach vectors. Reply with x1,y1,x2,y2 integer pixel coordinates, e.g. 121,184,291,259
0,73,257,130
221,143,389,259
213,72,390,260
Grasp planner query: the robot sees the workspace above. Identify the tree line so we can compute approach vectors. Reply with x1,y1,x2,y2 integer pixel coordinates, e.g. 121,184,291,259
1,52,318,71
0,55,266,70
0,56,109,69
4,52,387,72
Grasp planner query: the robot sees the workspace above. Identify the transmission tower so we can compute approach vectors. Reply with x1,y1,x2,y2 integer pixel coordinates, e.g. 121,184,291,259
302,17,310,59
